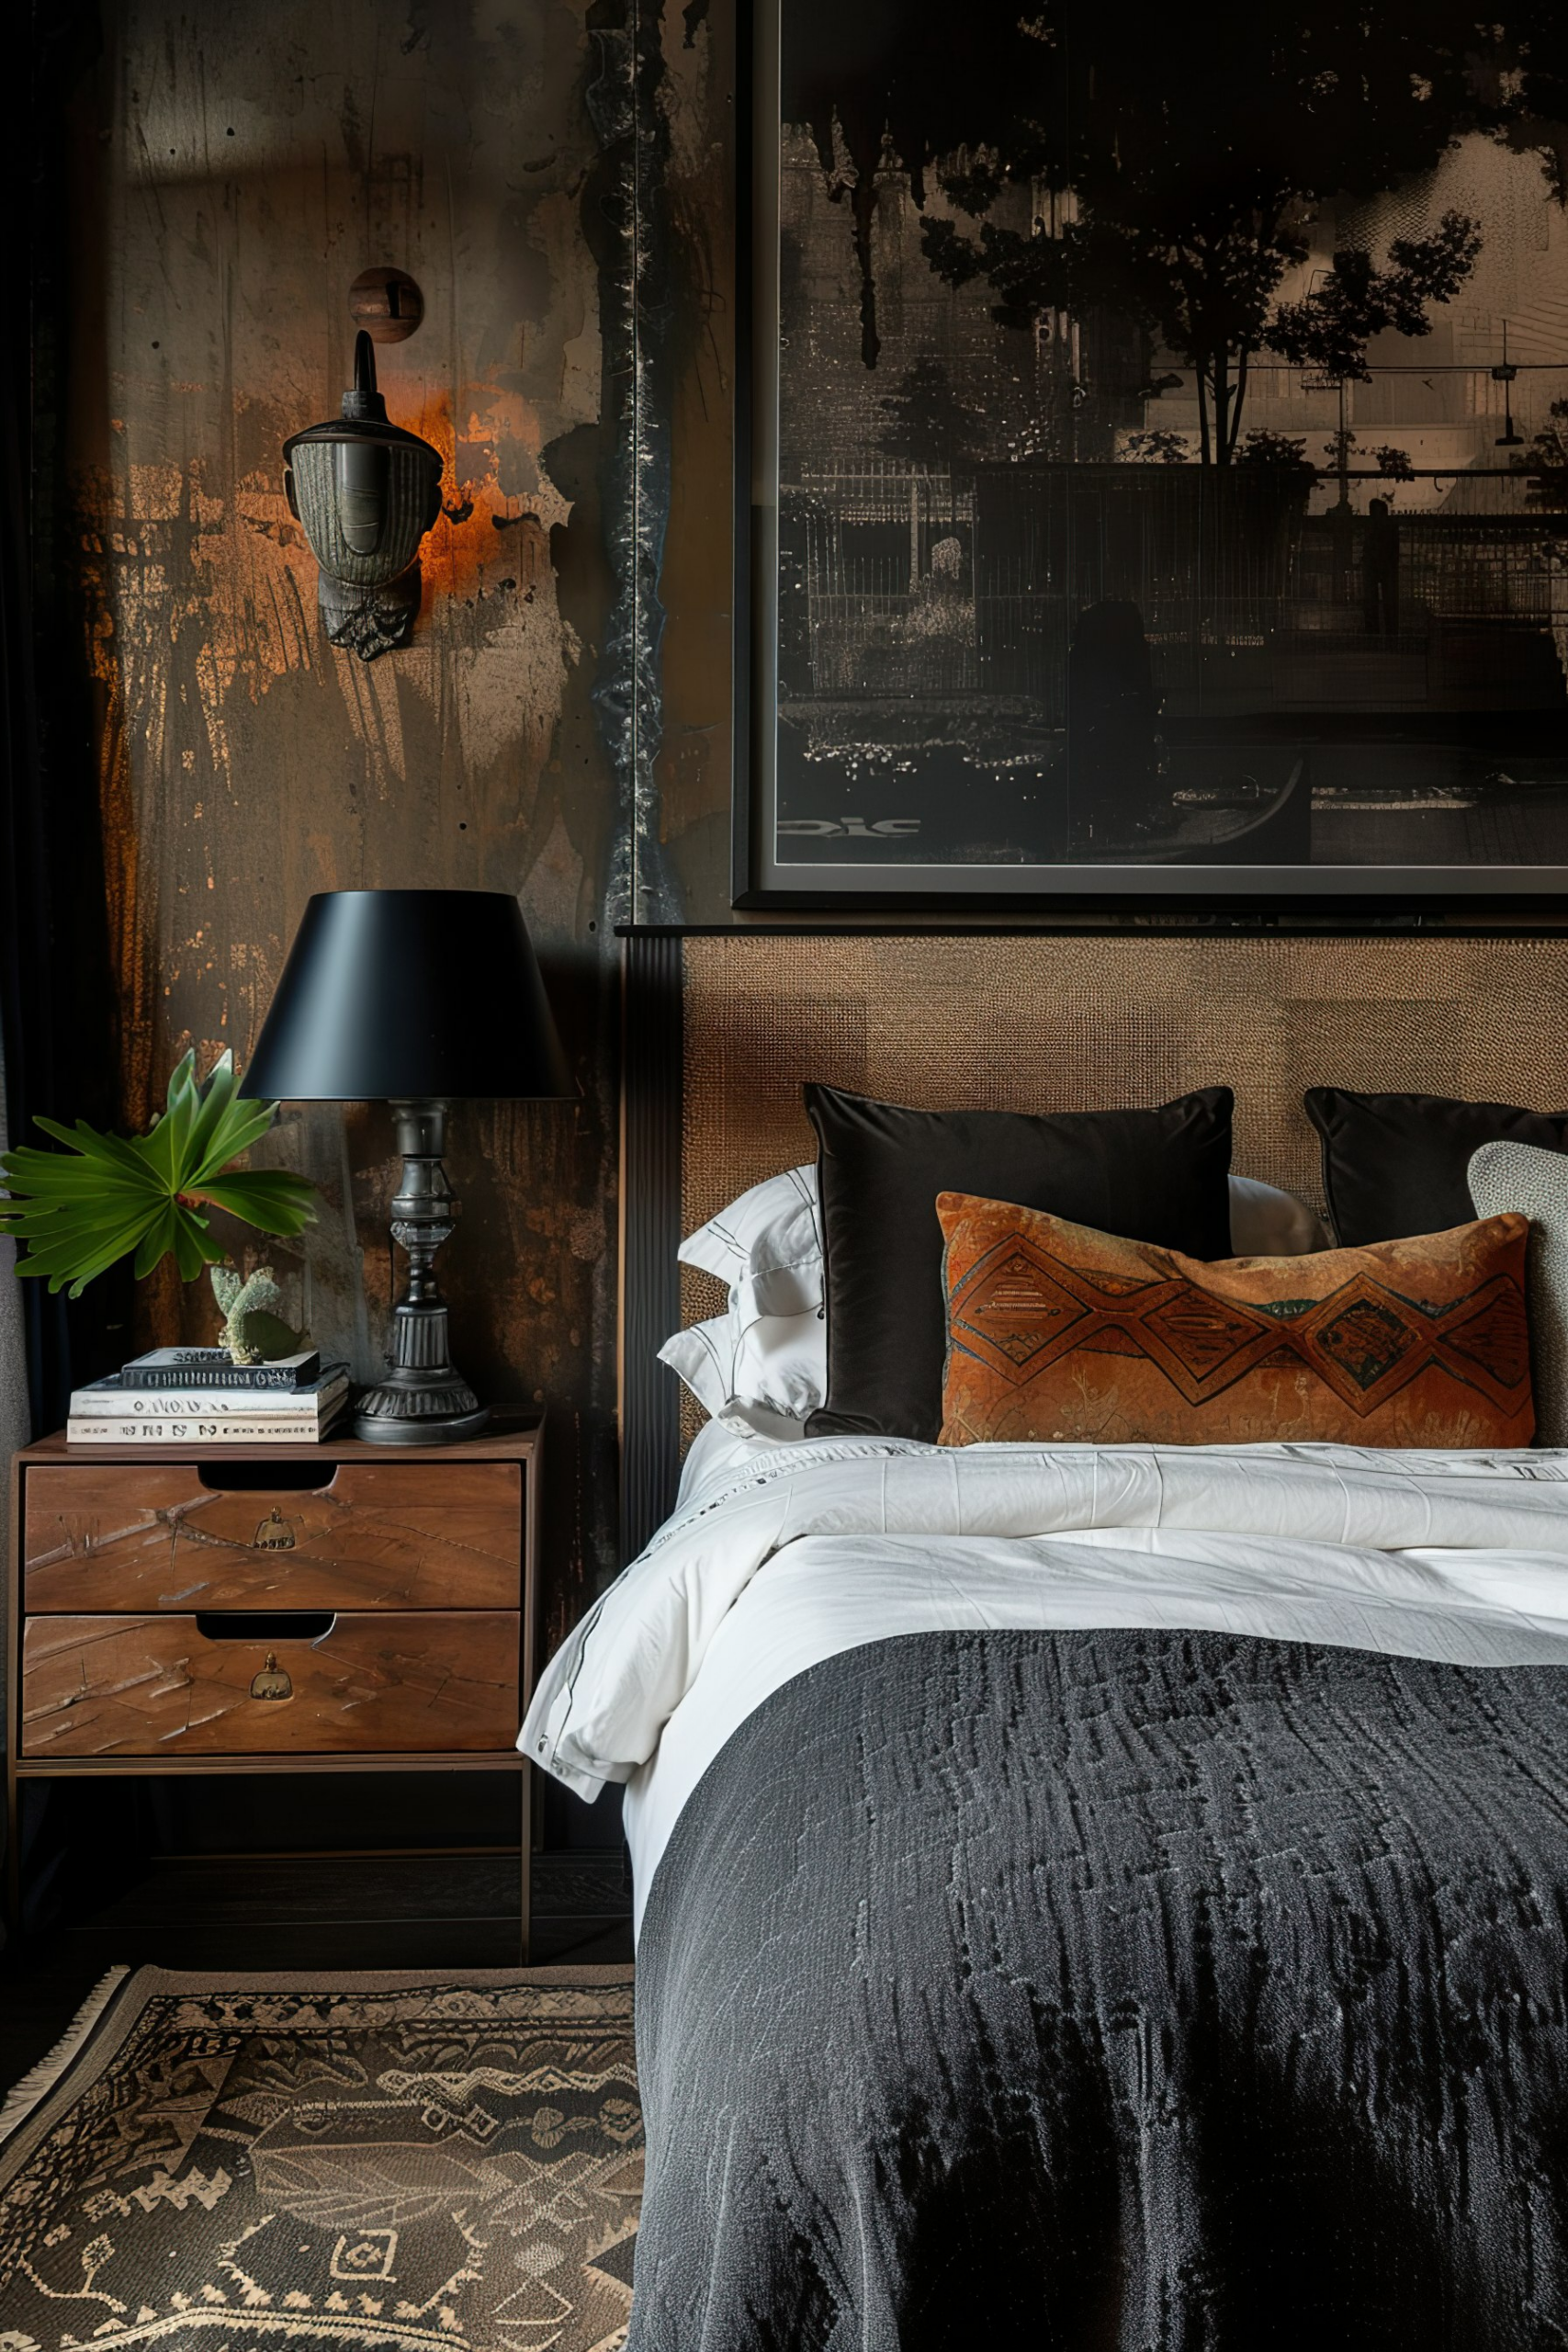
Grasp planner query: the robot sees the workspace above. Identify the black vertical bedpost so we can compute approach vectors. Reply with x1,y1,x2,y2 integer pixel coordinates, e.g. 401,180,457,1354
619,932,683,1560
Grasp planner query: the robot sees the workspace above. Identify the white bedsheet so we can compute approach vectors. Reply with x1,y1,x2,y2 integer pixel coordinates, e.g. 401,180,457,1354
518,1436,1568,1930
672,1412,772,1507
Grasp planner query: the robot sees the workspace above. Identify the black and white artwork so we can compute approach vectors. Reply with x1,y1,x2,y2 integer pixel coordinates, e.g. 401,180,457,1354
741,0,1568,899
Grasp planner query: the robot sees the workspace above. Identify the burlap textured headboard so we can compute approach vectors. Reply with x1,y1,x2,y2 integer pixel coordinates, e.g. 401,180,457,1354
620,930,1568,1555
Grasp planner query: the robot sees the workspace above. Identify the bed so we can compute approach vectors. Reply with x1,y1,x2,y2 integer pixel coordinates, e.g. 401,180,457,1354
528,931,1568,2349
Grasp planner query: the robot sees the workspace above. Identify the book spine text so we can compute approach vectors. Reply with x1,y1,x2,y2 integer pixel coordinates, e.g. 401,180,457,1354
67,1418,340,1444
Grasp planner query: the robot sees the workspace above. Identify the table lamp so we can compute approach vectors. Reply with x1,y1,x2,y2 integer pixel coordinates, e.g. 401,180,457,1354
245,888,572,1445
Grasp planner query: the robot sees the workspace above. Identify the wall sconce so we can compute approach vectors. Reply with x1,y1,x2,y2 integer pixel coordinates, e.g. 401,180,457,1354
282,328,444,662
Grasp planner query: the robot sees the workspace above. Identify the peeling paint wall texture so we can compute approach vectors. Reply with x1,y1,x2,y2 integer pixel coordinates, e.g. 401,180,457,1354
67,0,738,1640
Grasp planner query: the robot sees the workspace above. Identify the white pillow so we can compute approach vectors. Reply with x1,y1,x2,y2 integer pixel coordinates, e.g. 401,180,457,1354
1467,1138,1567,1445
1227,1174,1330,1258
678,1165,822,1319
659,1304,828,1430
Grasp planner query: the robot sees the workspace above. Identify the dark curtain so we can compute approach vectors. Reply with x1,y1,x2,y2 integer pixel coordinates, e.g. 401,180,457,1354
5,1,135,1945
6,0,124,1439
2,26,61,1439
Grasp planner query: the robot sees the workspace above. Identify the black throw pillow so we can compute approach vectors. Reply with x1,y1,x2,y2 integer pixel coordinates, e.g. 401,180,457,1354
1304,1087,1568,1247
805,1082,1235,1443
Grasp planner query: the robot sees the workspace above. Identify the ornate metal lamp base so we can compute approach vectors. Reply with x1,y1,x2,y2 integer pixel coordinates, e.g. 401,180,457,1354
354,1382,491,1446
353,1098,491,1447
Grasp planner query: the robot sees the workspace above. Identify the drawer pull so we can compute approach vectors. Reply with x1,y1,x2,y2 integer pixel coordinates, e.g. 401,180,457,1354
194,1462,340,1496
249,1653,293,1701
254,1508,297,1552
193,1611,335,1642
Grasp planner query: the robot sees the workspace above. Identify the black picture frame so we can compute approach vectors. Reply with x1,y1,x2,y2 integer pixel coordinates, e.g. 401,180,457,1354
733,0,1568,910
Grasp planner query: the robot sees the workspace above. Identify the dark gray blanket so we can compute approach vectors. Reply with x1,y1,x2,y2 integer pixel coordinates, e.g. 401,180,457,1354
629,1629,1568,2350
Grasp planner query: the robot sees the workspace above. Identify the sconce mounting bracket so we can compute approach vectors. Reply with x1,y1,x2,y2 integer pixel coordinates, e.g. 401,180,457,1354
349,266,425,344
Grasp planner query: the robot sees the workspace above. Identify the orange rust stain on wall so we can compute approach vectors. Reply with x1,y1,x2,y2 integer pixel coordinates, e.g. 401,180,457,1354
81,507,152,1127
402,387,554,607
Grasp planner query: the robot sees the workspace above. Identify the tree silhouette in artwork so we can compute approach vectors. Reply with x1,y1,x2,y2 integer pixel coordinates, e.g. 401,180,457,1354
1491,2,1568,201
923,206,1479,461
1517,398,1568,505
876,357,988,469
1122,430,1190,466
1235,430,1316,490
1268,218,1483,383
784,1,1563,459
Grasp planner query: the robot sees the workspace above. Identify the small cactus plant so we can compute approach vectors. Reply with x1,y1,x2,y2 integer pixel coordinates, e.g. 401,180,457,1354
210,1263,304,1365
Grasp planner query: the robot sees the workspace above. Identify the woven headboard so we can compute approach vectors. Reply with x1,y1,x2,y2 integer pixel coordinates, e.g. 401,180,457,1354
620,930,1568,1554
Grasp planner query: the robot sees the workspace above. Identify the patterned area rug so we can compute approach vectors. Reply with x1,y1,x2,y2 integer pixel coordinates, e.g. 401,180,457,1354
0,1964,639,2350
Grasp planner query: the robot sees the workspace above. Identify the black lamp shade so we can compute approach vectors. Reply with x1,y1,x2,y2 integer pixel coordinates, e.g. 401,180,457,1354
245,889,573,1102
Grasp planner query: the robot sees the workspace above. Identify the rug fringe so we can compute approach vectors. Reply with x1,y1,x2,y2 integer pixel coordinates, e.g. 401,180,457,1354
0,1965,131,2143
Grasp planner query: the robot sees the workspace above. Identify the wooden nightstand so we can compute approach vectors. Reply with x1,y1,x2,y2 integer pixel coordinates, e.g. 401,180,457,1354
5,1411,543,1960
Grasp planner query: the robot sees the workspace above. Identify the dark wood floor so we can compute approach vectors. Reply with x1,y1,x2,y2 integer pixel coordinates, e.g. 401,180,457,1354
0,1850,633,2098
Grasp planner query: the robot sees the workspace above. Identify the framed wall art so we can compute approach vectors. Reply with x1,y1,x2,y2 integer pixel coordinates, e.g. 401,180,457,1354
734,0,1568,903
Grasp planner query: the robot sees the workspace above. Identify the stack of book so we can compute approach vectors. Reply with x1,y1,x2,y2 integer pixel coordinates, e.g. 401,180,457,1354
67,1349,350,1445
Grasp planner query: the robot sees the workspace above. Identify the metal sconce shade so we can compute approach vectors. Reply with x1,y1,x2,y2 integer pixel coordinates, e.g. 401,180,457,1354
245,889,573,1103
283,333,444,662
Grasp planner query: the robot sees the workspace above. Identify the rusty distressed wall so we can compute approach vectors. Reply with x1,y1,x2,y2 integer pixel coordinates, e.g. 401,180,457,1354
51,0,739,1644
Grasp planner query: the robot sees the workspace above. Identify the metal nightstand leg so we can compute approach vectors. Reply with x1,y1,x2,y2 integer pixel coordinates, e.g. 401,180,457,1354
519,1761,531,1965
3,1775,19,1955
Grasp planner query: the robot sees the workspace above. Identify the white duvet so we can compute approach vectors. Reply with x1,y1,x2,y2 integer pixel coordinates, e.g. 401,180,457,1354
518,1432,1568,1931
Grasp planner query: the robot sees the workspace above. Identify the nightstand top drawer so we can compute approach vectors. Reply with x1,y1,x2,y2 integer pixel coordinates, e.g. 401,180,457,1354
21,1611,522,1758
23,1459,523,1613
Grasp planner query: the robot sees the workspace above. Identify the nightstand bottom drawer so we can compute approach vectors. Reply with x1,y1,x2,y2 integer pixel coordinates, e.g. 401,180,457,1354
20,1611,521,1758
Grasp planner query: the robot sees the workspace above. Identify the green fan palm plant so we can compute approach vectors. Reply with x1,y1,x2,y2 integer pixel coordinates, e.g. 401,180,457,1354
0,1048,316,1300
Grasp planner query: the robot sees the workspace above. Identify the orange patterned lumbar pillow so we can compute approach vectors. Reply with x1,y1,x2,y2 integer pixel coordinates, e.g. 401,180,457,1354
936,1193,1534,1450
